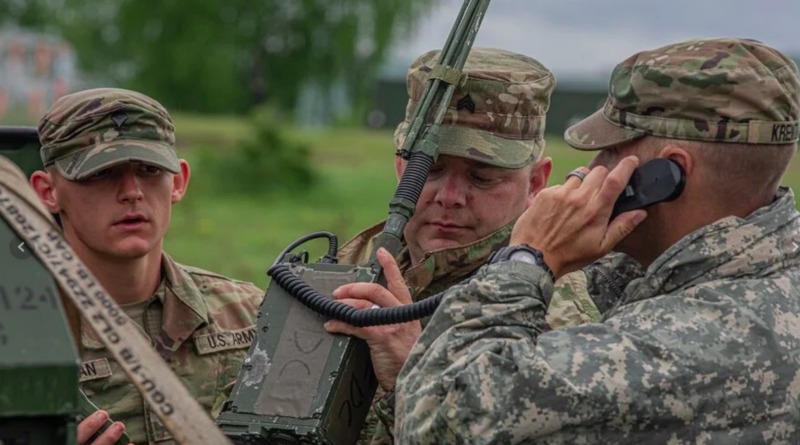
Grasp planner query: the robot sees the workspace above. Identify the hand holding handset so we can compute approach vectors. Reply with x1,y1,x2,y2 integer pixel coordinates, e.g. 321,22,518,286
611,158,685,219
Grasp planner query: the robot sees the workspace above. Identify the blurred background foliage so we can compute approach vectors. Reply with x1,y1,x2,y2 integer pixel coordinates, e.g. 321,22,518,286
1,0,437,115
195,107,317,196
0,0,442,251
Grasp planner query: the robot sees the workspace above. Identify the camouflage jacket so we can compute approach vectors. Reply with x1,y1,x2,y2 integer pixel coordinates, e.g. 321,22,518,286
395,188,800,444
79,254,263,445
338,220,638,445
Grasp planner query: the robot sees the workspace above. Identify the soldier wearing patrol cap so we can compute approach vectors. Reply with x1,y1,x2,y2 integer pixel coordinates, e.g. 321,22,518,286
29,88,264,445
395,37,800,443
324,48,641,445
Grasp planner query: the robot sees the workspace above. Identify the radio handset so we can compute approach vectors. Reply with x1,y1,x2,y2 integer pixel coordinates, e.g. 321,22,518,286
611,158,686,219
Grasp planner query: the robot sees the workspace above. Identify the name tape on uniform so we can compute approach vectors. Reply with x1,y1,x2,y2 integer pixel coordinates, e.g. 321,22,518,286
80,358,112,382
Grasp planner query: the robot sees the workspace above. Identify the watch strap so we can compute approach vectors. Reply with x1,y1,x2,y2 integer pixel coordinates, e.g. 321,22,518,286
489,244,555,282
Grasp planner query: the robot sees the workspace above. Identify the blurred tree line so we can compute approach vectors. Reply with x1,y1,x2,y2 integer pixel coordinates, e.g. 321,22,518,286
1,0,437,116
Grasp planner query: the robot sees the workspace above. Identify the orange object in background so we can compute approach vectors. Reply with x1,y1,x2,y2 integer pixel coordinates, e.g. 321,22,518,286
34,42,53,78
54,78,69,101
0,90,8,118
0,30,78,120
28,89,44,119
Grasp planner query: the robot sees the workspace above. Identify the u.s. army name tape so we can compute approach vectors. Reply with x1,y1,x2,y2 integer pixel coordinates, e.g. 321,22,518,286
0,181,232,445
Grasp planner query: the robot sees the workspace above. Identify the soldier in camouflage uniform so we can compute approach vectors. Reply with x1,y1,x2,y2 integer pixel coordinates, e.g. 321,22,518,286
395,37,800,444
324,48,636,444
28,88,263,445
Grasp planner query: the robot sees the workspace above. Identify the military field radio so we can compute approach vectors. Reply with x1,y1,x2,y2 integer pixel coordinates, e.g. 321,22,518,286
215,1,492,443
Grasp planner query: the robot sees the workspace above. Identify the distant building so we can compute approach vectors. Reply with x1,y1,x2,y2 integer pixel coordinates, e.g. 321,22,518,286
0,27,77,123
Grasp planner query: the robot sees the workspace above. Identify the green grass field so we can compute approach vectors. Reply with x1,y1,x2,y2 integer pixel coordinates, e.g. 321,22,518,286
164,114,800,287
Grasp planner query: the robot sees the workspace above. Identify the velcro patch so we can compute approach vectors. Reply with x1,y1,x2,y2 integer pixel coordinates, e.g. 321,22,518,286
79,358,112,382
194,326,256,355
770,122,799,143
748,120,800,144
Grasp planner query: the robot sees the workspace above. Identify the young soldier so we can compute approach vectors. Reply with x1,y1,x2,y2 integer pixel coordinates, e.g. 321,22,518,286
30,88,264,444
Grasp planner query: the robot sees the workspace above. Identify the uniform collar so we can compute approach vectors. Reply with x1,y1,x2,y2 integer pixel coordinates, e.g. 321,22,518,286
403,221,513,298
81,253,209,358
154,253,209,355
621,187,800,305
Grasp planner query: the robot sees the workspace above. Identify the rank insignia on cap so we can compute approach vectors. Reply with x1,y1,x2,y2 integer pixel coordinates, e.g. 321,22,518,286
111,111,128,129
457,94,476,113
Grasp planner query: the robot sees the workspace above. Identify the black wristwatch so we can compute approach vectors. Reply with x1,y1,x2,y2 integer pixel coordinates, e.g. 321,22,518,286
488,244,555,281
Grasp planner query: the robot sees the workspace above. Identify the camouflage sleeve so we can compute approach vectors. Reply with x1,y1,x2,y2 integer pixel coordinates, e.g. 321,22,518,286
547,270,599,329
362,394,396,445
395,260,798,443
395,260,685,444
356,390,394,445
374,393,397,440
395,260,554,444
583,252,643,314
547,253,643,330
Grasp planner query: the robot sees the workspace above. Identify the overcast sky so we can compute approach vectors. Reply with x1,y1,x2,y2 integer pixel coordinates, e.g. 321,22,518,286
389,0,800,81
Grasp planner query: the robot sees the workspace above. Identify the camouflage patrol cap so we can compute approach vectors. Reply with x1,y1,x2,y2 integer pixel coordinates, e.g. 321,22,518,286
395,47,555,168
565,38,800,150
38,88,180,180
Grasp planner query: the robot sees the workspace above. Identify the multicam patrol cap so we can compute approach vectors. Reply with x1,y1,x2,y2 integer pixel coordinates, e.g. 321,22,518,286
395,47,555,168
565,38,800,150
38,88,180,180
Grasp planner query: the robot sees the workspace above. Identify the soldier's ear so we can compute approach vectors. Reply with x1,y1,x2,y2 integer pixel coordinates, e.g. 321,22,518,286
658,145,693,177
30,169,61,213
527,157,552,206
171,160,191,203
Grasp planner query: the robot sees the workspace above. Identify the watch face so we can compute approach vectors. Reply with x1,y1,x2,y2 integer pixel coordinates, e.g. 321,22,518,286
508,249,539,265
489,245,554,281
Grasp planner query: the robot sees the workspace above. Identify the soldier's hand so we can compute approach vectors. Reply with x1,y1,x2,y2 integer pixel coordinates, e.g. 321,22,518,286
511,156,647,278
324,247,421,391
78,410,132,445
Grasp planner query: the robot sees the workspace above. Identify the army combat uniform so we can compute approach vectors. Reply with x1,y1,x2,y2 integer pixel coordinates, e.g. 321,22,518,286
31,88,266,444
396,38,800,444
79,254,263,444
396,189,800,444
338,47,644,445
340,221,638,445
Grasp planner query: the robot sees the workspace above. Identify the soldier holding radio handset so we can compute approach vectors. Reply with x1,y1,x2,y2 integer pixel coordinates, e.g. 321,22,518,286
396,37,800,443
